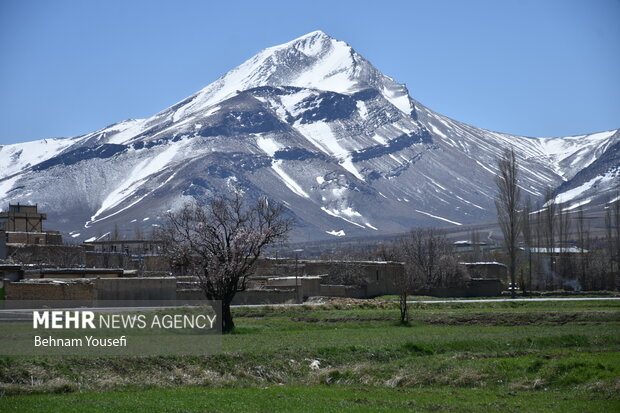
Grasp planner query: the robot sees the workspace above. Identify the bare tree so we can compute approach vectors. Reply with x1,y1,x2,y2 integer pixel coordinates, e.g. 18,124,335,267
557,206,572,281
605,191,620,286
534,204,544,289
157,195,292,332
112,223,121,241
543,188,556,288
470,230,481,262
133,224,144,240
395,265,414,325
375,242,397,261
396,228,454,289
495,148,522,298
394,228,459,323
521,196,533,292
575,206,591,289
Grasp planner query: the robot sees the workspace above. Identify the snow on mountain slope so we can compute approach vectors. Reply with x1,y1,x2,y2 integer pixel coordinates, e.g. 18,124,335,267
0,31,618,241
552,134,620,207
532,130,617,180
0,137,82,181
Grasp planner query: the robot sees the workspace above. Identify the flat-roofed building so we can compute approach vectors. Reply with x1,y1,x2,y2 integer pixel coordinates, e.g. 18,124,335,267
0,203,64,259
0,203,47,232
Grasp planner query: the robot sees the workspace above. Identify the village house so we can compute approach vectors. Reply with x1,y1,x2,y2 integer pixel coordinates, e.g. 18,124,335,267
0,203,63,247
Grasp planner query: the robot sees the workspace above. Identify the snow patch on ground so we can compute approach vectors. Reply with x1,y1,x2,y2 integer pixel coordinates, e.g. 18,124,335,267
356,101,368,120
256,136,281,157
320,206,366,228
96,232,110,241
381,86,412,114
326,230,346,237
271,160,310,198
563,198,592,211
475,160,497,175
454,194,486,210
293,121,364,180
370,133,388,145
429,123,447,139
415,209,462,226
280,90,315,116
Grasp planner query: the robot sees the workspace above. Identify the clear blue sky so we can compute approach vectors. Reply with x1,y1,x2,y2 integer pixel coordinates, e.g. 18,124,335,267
1,0,618,145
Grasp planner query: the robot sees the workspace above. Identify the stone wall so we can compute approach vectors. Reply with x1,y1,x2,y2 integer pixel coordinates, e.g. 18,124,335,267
319,284,367,299
5,280,95,301
266,276,322,298
94,277,177,301
176,288,298,305
5,244,84,266
423,279,503,297
85,252,129,269
5,277,177,302
24,268,123,279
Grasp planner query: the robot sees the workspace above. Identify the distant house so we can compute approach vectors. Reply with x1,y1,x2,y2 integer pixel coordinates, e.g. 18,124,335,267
81,239,168,272
83,239,163,255
454,240,489,248
523,247,588,255
460,262,508,284
0,203,46,232
0,203,66,260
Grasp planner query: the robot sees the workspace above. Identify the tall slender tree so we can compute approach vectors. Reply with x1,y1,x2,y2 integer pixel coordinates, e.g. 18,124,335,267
543,188,557,289
470,229,481,262
495,148,522,298
557,206,572,280
535,204,543,289
575,206,591,289
521,196,533,293
604,190,620,287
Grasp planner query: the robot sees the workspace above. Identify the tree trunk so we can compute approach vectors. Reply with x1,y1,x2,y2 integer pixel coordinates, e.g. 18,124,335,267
528,249,532,293
399,291,409,325
221,301,235,333
510,252,516,298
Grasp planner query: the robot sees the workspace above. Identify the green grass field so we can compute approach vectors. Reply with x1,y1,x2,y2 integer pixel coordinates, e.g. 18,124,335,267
1,299,619,412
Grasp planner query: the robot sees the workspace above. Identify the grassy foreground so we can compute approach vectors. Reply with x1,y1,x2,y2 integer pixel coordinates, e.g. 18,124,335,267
1,299,619,412
2,385,617,412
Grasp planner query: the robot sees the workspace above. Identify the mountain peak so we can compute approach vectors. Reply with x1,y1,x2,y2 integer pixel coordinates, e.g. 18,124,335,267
169,31,413,120
266,30,339,57
292,30,332,41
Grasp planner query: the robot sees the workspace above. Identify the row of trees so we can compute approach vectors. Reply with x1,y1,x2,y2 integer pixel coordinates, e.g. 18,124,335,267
494,148,619,294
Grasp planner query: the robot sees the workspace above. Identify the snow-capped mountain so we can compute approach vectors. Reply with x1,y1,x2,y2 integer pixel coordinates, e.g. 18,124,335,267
1,31,618,241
